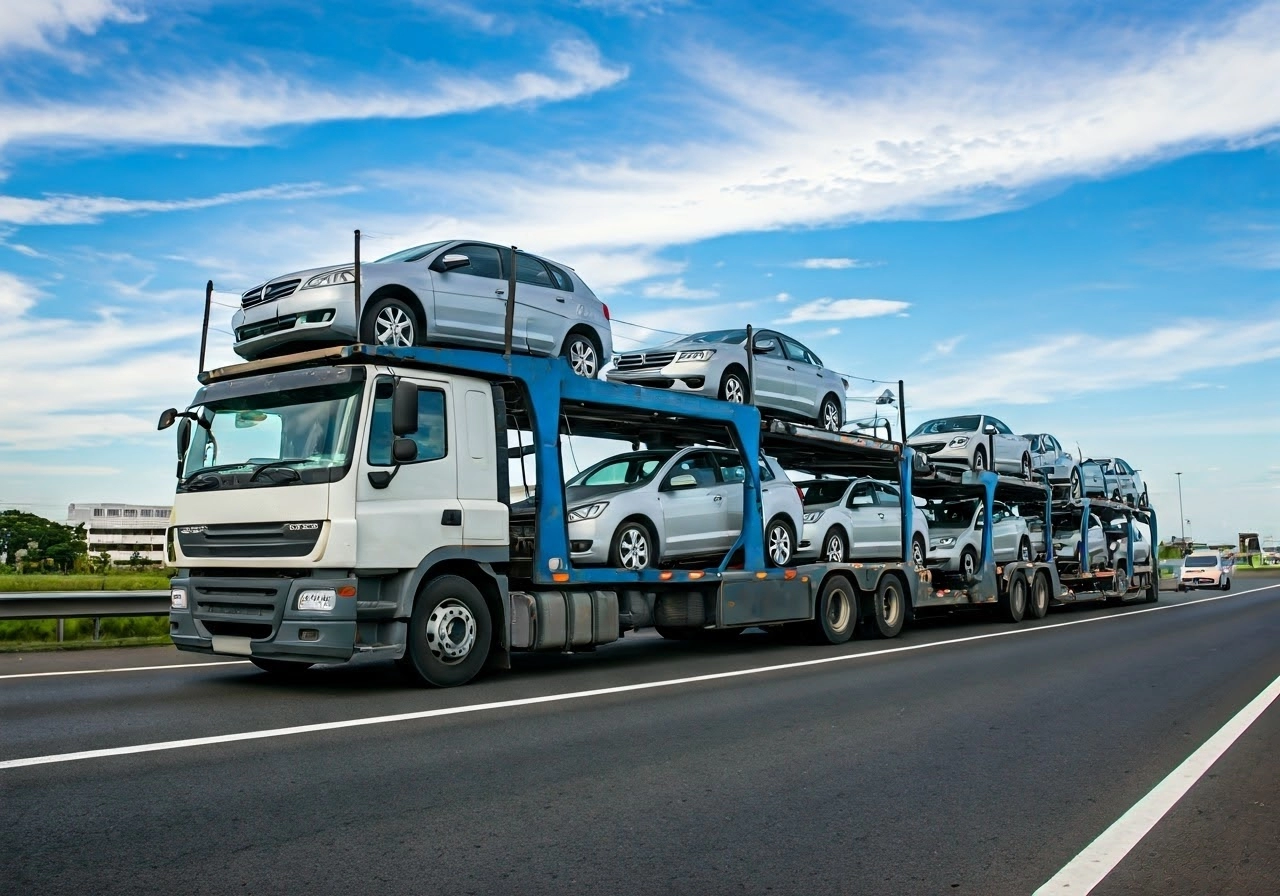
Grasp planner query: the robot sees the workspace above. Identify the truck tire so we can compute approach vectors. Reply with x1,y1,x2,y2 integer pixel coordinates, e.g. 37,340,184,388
999,571,1027,623
361,295,423,348
1145,574,1159,603
813,574,856,644
404,575,491,688
250,658,313,677
866,575,906,639
1027,570,1050,619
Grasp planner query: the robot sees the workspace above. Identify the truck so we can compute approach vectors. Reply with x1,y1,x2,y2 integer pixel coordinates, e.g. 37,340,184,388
158,341,1158,687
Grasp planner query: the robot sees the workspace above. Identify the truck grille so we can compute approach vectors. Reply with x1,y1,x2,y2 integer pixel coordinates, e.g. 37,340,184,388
177,521,323,558
241,279,301,309
190,577,288,641
613,350,677,370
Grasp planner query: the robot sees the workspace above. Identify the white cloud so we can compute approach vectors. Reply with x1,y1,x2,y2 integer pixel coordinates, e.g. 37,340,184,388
640,277,718,299
0,0,143,54
932,336,963,356
776,297,911,322
796,258,878,270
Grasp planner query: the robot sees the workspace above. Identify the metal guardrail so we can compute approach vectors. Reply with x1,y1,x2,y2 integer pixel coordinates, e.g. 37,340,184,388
0,591,170,621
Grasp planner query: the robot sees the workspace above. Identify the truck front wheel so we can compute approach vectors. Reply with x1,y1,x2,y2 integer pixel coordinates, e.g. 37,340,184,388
404,575,492,687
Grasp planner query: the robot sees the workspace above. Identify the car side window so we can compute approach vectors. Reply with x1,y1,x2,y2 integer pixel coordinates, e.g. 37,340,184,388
717,453,747,483
758,461,776,483
872,483,898,506
990,418,1012,435
516,254,555,288
445,244,503,280
752,334,785,358
666,451,719,488
547,264,575,292
367,378,447,466
848,483,875,507
781,337,816,365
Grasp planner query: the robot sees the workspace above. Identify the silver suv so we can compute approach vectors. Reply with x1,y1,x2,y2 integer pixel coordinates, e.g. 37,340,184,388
232,240,612,376
563,447,803,569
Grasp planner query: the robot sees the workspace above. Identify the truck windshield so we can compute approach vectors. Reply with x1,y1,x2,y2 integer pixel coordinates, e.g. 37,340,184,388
180,380,363,489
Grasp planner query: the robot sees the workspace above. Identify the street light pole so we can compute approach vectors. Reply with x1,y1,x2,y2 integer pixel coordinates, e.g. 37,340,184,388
1176,471,1185,547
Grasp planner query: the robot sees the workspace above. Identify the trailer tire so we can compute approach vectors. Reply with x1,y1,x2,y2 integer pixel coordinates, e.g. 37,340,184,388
866,575,906,639
403,575,491,688
999,570,1028,623
1145,574,1159,603
1222,576,1231,592
250,658,313,678
1027,570,1050,619
813,574,857,644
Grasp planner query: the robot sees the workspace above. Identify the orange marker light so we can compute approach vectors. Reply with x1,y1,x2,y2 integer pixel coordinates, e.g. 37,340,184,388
337,585,357,598
552,572,570,583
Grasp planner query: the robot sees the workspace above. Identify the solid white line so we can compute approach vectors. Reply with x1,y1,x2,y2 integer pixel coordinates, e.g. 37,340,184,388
1034,672,1280,895
0,660,251,681
1,582,1276,770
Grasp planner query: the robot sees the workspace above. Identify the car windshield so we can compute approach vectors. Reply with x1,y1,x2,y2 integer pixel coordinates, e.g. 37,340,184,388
802,480,852,506
1185,555,1218,567
373,240,451,264
181,380,364,489
664,329,748,346
910,415,981,437
922,499,978,526
567,451,673,488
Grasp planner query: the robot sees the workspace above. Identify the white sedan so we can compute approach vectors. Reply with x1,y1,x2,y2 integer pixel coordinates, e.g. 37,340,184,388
922,498,1033,577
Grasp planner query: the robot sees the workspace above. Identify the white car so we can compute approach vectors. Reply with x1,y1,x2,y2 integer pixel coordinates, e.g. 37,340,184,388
795,478,930,566
922,498,1033,577
233,239,612,377
908,414,1033,476
1023,432,1082,498
561,447,802,569
1080,457,1148,506
1178,552,1232,591
1052,512,1107,568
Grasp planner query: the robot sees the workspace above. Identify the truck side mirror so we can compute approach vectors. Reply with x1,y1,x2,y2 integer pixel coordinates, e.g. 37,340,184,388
157,408,178,430
392,380,419,436
393,437,418,463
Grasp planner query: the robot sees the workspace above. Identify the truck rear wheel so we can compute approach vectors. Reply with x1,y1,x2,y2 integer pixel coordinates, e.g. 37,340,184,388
813,574,856,644
1027,570,1050,619
999,571,1027,623
866,575,906,639
404,575,491,688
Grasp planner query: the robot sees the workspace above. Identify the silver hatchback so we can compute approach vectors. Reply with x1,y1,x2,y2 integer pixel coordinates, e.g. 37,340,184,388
606,329,849,430
232,239,612,376
563,447,803,569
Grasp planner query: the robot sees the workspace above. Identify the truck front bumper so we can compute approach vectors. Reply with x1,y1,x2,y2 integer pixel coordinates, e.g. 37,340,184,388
169,573,358,664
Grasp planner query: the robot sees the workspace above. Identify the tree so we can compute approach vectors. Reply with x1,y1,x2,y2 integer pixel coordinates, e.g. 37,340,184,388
96,552,113,574
0,510,89,573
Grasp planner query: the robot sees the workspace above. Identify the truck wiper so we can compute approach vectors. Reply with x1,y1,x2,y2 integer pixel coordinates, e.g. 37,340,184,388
179,462,254,490
247,459,309,483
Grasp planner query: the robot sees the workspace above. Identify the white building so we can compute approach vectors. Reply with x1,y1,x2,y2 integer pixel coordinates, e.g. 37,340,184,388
67,503,172,566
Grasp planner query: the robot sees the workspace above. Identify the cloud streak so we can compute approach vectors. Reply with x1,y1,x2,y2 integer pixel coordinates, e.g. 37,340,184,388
0,0,143,54
776,298,910,322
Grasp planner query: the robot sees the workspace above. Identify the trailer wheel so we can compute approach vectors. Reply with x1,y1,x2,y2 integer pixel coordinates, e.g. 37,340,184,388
765,516,795,567
821,528,848,563
999,571,1027,623
813,574,856,644
1027,570,1050,619
250,658,313,678
404,575,491,688
1145,574,1159,603
866,575,906,639
1222,576,1231,592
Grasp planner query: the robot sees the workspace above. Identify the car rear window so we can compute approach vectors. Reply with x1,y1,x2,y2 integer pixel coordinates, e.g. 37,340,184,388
1185,555,1218,567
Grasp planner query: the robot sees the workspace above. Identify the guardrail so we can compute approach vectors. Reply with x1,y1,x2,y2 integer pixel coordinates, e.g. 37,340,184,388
0,591,170,641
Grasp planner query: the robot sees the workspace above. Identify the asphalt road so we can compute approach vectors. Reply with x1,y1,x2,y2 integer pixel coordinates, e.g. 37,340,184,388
2,579,1277,896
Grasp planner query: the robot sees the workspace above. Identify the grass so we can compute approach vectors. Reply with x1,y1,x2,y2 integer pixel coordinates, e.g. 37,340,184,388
0,634,172,653
0,572,172,592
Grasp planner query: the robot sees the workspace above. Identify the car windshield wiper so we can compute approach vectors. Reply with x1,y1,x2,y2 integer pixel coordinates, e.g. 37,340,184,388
247,459,310,483
179,462,254,489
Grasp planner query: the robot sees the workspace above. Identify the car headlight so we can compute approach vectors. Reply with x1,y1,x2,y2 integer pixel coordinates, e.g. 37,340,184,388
567,502,608,522
297,588,337,612
303,269,356,290
1109,541,1119,551
933,536,956,548
946,436,970,448
675,349,715,362
803,510,824,523
170,588,188,610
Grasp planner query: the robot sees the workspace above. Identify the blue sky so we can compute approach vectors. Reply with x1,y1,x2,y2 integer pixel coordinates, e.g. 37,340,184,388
0,0,1277,545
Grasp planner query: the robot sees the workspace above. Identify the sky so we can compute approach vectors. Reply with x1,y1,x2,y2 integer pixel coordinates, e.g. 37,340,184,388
0,0,1277,546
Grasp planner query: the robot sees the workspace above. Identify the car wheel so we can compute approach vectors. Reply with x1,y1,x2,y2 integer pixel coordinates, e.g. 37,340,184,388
818,395,842,432
972,446,987,472
610,521,655,571
561,331,600,378
1069,468,1083,500
1111,489,1122,503
1222,576,1231,592
1138,489,1149,508
1021,453,1033,480
821,528,848,563
719,369,748,404
960,546,979,579
765,516,795,567
1018,537,1032,562
866,575,906,638
999,571,1027,623
911,534,927,567
402,575,491,688
1027,570,1051,619
361,295,422,348
813,574,856,644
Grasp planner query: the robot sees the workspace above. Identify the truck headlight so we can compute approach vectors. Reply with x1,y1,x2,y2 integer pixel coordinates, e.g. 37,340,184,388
675,349,715,363
567,502,608,522
297,588,337,612
803,510,824,523
170,588,188,610
303,269,355,290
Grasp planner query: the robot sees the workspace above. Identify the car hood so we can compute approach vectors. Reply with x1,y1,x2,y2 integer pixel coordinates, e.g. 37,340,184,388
564,483,643,504
623,338,743,355
907,433,974,445
930,524,971,538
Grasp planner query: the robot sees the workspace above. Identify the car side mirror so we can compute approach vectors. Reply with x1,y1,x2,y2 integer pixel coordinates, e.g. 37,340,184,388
666,473,698,490
982,424,998,435
752,338,775,355
432,253,471,273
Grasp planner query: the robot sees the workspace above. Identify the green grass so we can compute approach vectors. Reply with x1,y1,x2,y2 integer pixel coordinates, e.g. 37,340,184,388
0,572,172,592
0,634,172,653
0,615,171,644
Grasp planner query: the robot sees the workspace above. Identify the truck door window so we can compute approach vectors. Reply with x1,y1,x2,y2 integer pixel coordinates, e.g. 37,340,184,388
368,379,447,465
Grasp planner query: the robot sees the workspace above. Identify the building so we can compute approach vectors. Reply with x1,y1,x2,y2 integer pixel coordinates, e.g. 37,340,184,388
66,503,172,566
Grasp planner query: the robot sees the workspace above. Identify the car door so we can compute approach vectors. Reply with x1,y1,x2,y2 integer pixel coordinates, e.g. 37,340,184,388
844,480,884,558
428,243,514,349
1114,459,1137,500
990,501,1017,558
514,252,566,357
656,449,730,558
872,481,904,558
987,417,1019,470
780,336,823,420
748,331,797,416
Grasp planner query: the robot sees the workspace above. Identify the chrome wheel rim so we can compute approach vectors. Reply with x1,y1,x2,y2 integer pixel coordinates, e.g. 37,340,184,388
723,376,746,403
912,539,924,566
962,552,976,577
824,533,844,562
568,338,598,377
374,306,414,346
617,527,650,570
821,400,840,431
424,599,476,664
768,525,791,565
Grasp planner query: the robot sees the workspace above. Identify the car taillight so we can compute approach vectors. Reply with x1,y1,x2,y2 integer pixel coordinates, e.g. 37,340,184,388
602,303,610,320
795,486,805,502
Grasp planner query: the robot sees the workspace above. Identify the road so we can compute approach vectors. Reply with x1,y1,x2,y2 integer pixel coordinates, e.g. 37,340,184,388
2,579,1277,895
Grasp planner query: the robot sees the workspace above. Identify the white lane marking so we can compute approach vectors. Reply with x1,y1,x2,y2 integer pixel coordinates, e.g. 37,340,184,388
1035,672,1280,895
1,582,1276,770
0,660,251,681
